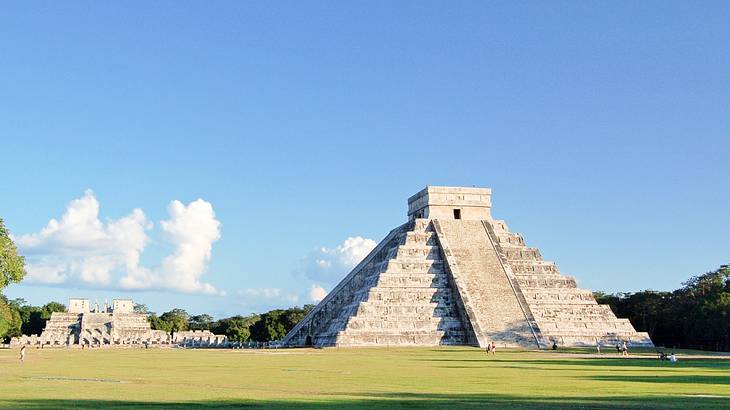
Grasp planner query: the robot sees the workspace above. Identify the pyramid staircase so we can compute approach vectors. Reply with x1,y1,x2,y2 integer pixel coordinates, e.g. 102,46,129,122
487,219,652,346
285,220,469,347
282,186,653,348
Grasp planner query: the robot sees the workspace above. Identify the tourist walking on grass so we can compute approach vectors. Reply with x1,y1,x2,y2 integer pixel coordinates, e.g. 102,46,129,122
621,341,629,357
19,345,26,363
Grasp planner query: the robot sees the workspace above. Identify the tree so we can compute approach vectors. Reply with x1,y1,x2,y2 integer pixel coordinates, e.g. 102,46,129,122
248,305,314,342
674,264,730,351
250,310,288,342
42,302,66,316
189,314,214,330
0,294,22,342
147,313,171,332
211,315,259,342
596,264,730,351
133,303,150,314
0,218,26,290
0,218,27,341
159,308,190,332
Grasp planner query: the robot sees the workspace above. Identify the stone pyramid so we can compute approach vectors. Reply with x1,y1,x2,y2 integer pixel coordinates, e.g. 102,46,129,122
282,186,653,348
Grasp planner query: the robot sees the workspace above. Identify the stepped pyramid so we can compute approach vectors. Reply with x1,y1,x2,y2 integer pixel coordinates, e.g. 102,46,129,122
282,186,652,348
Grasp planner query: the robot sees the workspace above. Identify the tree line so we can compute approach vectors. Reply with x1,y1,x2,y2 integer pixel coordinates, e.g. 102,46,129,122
137,303,315,343
595,264,730,351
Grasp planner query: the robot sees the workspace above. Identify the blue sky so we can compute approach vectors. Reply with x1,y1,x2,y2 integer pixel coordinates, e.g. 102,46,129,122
1,2,728,317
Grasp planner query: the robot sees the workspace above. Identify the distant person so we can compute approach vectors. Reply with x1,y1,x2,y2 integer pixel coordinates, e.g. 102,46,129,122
622,341,629,357
616,344,621,354
596,342,601,354
670,353,677,363
552,341,558,350
19,345,26,363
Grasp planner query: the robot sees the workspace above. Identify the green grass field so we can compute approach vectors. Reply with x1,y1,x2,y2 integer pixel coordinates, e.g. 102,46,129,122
1,346,728,409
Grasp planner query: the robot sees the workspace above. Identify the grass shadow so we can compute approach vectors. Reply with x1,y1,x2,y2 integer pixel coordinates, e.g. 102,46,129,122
418,357,730,370
589,375,730,385
3,393,730,409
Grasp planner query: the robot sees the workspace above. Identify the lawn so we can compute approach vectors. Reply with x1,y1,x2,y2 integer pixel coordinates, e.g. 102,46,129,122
1,346,728,408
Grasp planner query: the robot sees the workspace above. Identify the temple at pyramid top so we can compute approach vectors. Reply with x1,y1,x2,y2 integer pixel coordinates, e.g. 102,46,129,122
408,186,492,221
282,185,652,349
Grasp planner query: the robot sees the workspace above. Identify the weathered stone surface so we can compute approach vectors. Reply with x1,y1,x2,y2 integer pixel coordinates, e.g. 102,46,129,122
282,186,653,348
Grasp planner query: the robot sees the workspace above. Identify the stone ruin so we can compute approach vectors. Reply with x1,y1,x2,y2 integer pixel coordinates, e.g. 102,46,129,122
10,298,231,348
173,330,229,348
282,186,653,348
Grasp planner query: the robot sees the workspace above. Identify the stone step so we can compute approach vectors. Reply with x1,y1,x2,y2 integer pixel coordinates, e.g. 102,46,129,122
356,303,457,317
514,273,574,281
501,247,543,261
516,276,577,289
347,314,464,323
495,233,525,246
521,288,597,303
358,299,441,309
376,273,450,288
395,245,442,260
533,305,614,317
378,271,449,278
405,231,438,246
356,300,443,309
541,329,644,338
545,335,653,347
525,298,600,306
384,260,444,274
536,314,620,322
345,317,465,331
336,330,466,346
509,262,559,275
536,320,637,331
361,288,457,304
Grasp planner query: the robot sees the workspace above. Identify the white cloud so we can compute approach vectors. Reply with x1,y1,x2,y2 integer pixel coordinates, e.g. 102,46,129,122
298,236,377,286
17,190,222,295
120,198,222,295
309,285,327,302
16,190,150,286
